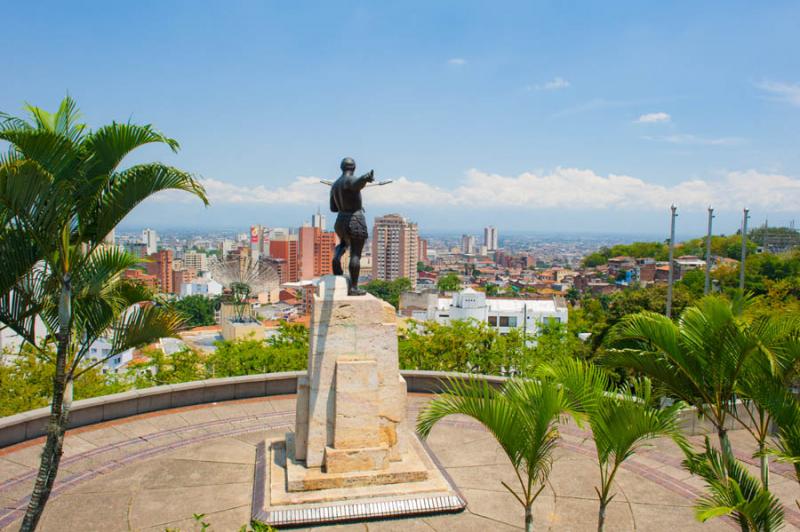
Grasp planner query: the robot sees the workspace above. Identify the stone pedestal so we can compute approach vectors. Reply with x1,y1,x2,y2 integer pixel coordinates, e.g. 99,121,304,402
294,276,408,476
254,275,465,527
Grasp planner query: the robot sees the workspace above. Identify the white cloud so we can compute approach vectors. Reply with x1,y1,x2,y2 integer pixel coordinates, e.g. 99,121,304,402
447,58,467,66
635,112,671,123
644,134,744,146
755,80,800,107
528,77,570,91
169,168,800,212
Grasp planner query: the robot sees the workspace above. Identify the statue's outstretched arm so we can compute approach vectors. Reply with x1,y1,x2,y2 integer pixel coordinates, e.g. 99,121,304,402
354,170,375,189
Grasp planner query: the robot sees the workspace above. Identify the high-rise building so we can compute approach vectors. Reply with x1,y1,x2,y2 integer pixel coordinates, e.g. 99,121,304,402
183,250,208,273
483,226,498,251
145,249,174,293
461,234,476,254
298,226,338,280
269,236,299,282
315,230,337,277
250,225,263,260
311,208,326,231
372,214,419,284
298,226,316,280
418,238,428,263
142,228,158,255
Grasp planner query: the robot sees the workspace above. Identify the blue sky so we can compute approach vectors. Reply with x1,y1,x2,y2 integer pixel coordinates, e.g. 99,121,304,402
3,1,800,238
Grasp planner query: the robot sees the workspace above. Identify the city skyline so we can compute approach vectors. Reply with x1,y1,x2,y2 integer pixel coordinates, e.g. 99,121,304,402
3,2,799,234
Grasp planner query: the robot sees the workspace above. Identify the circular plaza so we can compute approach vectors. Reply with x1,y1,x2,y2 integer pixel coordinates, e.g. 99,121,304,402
0,374,798,531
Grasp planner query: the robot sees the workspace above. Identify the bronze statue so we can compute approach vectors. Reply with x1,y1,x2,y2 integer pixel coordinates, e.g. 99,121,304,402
329,158,375,295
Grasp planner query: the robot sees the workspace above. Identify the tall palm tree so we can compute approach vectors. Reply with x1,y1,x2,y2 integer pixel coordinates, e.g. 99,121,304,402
604,296,778,459
0,97,207,531
683,437,785,531
736,323,800,490
747,372,800,509
417,377,579,532
541,360,686,532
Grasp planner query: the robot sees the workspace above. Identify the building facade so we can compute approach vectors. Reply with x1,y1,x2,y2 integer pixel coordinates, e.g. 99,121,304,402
145,249,174,294
400,288,568,335
183,250,208,273
142,228,158,255
371,214,419,284
461,235,476,254
483,226,499,251
269,237,299,282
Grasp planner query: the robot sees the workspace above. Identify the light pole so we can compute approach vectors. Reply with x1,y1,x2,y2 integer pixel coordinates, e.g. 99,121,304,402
666,205,677,318
704,206,714,295
740,208,750,292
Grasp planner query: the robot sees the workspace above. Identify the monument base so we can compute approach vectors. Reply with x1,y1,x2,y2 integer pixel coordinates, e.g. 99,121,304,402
252,433,466,528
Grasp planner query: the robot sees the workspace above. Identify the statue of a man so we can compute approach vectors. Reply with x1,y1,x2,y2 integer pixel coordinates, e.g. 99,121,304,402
330,157,374,295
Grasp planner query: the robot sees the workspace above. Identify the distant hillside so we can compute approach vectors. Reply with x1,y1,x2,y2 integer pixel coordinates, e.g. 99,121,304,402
581,227,799,267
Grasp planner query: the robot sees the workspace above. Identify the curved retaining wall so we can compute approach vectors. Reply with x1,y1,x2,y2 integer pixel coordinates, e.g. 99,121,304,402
0,370,729,448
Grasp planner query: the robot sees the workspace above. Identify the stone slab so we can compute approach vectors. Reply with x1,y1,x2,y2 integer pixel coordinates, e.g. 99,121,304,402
323,445,390,475
283,434,425,492
253,433,466,528
334,359,380,450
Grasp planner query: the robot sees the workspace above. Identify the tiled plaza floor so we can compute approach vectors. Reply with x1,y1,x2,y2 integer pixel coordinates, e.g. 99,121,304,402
0,394,798,531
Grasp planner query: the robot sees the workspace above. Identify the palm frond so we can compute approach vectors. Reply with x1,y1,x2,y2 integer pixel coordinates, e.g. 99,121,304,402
683,437,784,530
83,122,179,179
23,96,85,142
107,304,185,355
82,163,207,242
0,128,80,180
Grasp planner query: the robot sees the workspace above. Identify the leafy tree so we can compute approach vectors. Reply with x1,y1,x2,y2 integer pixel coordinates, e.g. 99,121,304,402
173,295,218,327
208,322,308,376
129,346,209,387
0,345,129,417
0,97,207,530
437,272,462,292
533,321,592,362
484,283,500,297
417,377,580,532
363,277,412,308
400,320,527,375
416,261,432,272
583,251,608,268
678,269,706,298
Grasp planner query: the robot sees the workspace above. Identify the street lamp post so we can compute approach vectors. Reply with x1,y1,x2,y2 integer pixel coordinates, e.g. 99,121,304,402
666,205,677,318
739,208,750,292
704,207,714,295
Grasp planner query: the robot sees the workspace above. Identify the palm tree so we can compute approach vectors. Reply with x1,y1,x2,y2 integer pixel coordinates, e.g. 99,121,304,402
417,377,579,532
541,360,686,532
604,296,778,459
0,97,207,531
736,322,800,490
683,437,784,531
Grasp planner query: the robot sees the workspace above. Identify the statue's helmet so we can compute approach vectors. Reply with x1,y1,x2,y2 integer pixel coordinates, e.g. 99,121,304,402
340,157,356,172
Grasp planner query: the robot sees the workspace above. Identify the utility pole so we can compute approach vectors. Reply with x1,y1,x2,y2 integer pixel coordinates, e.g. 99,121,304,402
739,208,750,292
666,205,677,318
704,206,714,295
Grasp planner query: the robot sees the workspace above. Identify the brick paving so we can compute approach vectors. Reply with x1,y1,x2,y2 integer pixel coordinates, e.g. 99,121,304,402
0,394,797,531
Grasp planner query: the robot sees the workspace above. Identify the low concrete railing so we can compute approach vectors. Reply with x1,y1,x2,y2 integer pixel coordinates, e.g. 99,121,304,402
0,370,731,448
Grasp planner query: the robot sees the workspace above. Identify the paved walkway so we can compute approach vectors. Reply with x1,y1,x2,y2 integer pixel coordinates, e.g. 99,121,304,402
0,394,798,531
